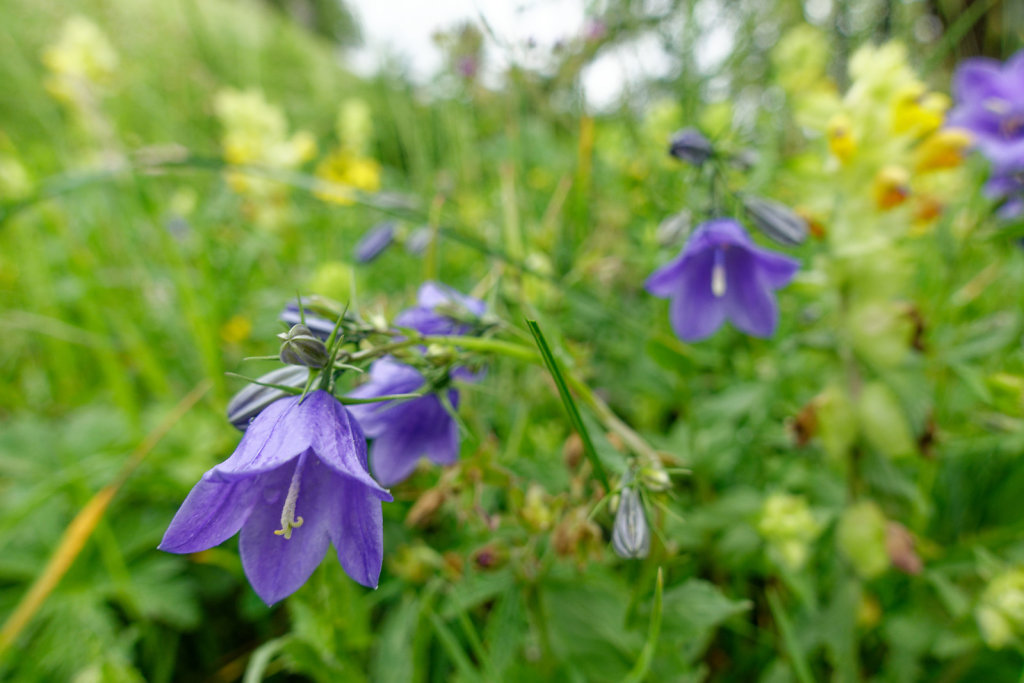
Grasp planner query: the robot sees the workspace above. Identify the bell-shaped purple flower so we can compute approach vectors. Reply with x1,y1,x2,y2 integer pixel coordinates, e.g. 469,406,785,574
947,50,1024,170
160,390,392,605
346,358,460,486
646,218,799,342
394,282,486,336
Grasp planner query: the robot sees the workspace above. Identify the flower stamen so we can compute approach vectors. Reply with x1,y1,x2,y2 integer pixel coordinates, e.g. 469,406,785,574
274,454,307,539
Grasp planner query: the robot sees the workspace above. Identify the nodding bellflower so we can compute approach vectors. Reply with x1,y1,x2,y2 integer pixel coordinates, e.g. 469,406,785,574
345,283,485,485
947,50,1024,170
947,50,1024,218
160,390,392,605
646,218,799,342
347,358,461,486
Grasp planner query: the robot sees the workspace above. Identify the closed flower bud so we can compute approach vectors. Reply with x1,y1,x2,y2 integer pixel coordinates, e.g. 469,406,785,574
742,195,809,246
656,210,693,247
280,298,343,341
278,324,330,368
353,221,397,263
226,365,310,431
668,127,714,166
405,226,432,255
612,487,650,559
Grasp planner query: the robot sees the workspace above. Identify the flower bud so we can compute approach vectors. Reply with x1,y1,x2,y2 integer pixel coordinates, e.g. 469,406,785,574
638,464,671,492
278,324,330,368
836,501,889,579
226,365,310,431
353,221,397,263
405,226,432,255
656,210,693,247
742,195,809,246
612,487,650,559
668,128,714,166
280,298,342,341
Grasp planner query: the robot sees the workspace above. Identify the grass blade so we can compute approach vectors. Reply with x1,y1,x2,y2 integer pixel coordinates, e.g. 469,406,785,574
525,319,609,491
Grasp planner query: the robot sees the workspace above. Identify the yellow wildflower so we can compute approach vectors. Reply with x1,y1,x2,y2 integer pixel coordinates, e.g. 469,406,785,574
827,113,856,163
314,150,381,205
42,16,118,103
220,315,252,345
213,89,316,196
891,83,950,136
873,166,911,210
915,129,972,173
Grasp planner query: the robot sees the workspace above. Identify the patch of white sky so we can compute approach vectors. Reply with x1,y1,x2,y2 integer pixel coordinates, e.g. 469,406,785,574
346,0,735,111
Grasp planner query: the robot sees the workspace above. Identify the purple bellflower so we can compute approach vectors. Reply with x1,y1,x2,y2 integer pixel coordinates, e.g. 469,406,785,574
394,282,486,336
947,50,1024,217
347,358,460,486
646,218,799,342
947,50,1024,170
160,390,392,605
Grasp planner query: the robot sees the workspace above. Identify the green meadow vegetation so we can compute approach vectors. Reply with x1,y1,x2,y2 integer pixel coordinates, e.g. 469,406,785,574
2,0,1024,680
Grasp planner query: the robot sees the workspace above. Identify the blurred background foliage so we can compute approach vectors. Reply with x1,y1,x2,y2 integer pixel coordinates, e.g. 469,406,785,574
1,0,1023,681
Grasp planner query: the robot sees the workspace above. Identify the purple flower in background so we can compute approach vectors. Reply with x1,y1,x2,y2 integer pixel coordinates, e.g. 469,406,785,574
347,358,460,486
394,282,486,336
646,218,799,342
947,50,1024,170
160,390,392,604
354,221,397,263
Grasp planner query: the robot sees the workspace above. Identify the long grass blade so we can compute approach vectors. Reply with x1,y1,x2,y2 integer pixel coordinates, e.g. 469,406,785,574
525,319,610,491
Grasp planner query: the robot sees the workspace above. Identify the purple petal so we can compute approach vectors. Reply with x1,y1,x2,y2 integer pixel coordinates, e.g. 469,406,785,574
645,256,687,298
748,246,800,289
392,307,452,335
347,359,426,435
324,471,386,588
667,249,726,341
723,250,778,337
368,429,424,487
953,58,1007,102
238,457,332,605
417,281,486,316
159,474,260,553
309,392,390,497
212,396,311,481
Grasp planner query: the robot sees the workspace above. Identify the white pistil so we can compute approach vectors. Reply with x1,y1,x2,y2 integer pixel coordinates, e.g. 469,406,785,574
711,250,726,298
984,97,1011,115
274,455,307,540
